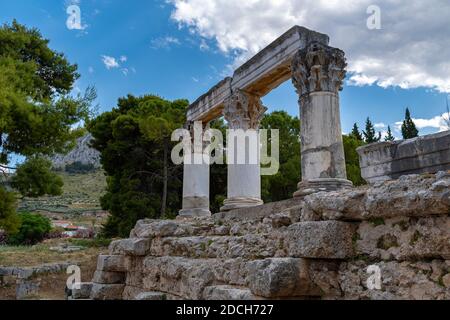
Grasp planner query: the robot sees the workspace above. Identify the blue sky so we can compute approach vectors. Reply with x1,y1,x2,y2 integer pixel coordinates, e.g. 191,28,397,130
1,0,449,139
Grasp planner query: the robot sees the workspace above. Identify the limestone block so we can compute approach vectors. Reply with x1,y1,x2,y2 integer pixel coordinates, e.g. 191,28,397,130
93,271,126,284
71,282,93,299
356,216,450,261
339,260,450,300
150,235,276,260
90,283,125,300
143,257,216,299
109,238,150,256
286,221,355,259
97,255,127,272
203,286,258,300
247,258,318,298
135,291,167,300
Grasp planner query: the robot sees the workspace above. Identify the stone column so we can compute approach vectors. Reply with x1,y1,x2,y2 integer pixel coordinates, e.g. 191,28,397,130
291,42,353,197
179,122,211,217
220,89,267,211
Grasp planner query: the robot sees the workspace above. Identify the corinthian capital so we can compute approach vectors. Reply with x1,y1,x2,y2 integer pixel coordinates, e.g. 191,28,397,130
223,89,267,130
291,42,347,97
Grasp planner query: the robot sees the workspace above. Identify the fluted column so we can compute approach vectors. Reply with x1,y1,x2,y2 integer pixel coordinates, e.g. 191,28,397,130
291,42,353,197
220,89,267,212
179,121,211,217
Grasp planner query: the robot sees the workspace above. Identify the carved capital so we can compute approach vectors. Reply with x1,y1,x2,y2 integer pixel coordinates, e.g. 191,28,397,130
291,42,347,97
223,89,267,130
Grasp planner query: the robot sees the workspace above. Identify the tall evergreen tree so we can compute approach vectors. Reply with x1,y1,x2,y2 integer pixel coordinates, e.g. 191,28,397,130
385,125,395,142
350,123,363,141
401,108,419,139
363,117,381,144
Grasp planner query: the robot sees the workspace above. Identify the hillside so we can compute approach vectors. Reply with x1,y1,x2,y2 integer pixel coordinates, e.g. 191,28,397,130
18,170,108,218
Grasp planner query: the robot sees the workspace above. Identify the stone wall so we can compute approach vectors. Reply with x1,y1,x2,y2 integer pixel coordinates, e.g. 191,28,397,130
73,172,450,300
357,131,450,184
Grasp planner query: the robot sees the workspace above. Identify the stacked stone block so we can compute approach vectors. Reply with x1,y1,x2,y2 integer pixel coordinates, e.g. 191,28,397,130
74,172,450,300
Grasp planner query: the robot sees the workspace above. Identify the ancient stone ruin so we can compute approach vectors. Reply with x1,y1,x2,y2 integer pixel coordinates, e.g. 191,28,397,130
70,26,450,300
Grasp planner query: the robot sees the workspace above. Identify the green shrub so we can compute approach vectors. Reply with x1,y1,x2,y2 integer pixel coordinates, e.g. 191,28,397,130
69,237,112,248
8,212,52,245
65,161,96,174
0,187,21,234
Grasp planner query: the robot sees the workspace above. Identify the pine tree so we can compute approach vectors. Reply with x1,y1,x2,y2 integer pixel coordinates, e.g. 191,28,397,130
363,117,381,144
384,125,395,142
350,123,363,141
401,108,419,139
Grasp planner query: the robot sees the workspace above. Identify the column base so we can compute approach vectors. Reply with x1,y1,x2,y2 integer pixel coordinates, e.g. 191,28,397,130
220,197,264,212
178,208,211,218
293,178,353,198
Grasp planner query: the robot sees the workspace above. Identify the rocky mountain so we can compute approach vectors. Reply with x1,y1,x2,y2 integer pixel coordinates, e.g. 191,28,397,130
51,133,101,170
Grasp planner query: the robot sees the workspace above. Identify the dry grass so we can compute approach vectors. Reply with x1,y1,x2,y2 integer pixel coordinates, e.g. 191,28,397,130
0,239,106,267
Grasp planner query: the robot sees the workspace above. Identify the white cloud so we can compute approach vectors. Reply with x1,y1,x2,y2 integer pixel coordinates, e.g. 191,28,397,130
192,77,199,82
101,55,120,69
151,36,181,49
395,113,450,133
170,0,450,93
374,123,386,129
120,56,128,63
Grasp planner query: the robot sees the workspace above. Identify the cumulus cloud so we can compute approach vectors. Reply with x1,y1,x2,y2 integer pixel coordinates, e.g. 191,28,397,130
374,123,386,129
169,0,450,93
395,113,450,133
101,55,120,69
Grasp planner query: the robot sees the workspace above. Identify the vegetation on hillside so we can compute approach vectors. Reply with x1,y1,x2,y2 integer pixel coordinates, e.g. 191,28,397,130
0,21,95,235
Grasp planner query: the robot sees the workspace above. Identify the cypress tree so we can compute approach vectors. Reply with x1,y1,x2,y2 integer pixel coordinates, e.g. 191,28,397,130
363,117,381,144
401,108,419,139
350,123,363,141
384,125,395,141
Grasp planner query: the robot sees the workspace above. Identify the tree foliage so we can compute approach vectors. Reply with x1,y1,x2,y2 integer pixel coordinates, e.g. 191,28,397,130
343,135,366,186
11,157,63,197
7,212,52,245
0,21,94,233
350,123,363,141
385,125,395,142
363,117,381,144
401,108,419,139
260,111,301,202
0,187,20,234
89,95,188,237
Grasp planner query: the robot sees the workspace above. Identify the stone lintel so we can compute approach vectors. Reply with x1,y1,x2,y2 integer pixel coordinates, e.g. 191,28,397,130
187,26,329,122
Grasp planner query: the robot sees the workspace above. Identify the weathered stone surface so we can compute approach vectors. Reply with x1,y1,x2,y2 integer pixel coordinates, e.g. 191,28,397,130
203,286,258,300
85,173,450,301
16,279,40,300
93,271,125,284
72,282,93,299
135,291,167,300
143,256,216,299
109,238,151,256
357,131,450,184
339,260,450,300
286,221,355,259
131,218,216,238
150,235,278,259
90,283,125,300
247,258,318,298
356,216,450,261
97,255,127,272
187,26,329,122
300,173,450,221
